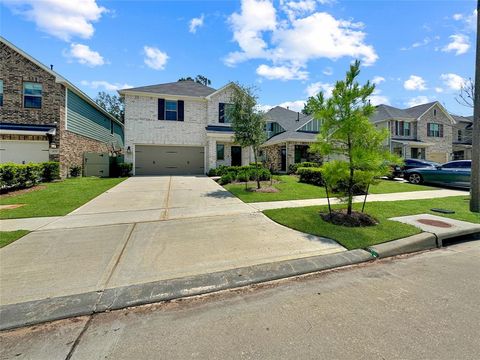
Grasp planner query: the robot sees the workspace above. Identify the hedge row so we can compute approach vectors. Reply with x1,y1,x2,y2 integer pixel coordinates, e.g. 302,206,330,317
0,162,60,190
208,165,271,185
287,161,321,175
297,167,324,186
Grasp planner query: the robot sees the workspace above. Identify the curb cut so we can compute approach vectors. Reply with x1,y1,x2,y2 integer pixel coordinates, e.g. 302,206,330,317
366,233,438,259
0,249,373,331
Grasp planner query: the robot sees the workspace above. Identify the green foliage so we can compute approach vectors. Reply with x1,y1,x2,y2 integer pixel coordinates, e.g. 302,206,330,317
288,161,321,174
41,162,60,182
0,162,57,190
95,91,124,122
236,169,250,182
212,165,272,185
178,75,212,86
297,167,324,186
307,60,401,214
219,172,235,185
116,163,133,177
69,165,82,177
228,83,267,189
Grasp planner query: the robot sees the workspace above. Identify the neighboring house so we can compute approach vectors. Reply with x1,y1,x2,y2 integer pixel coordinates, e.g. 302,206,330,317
451,114,473,160
261,106,321,172
0,37,124,177
119,81,255,175
371,101,455,163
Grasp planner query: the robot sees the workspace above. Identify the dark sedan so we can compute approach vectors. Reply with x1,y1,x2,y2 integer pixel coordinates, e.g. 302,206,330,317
405,160,472,189
391,159,440,178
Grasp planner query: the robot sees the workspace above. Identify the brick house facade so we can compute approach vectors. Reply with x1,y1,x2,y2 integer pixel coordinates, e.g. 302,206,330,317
0,37,124,177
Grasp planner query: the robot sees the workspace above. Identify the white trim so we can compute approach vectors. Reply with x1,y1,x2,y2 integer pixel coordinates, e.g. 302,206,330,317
0,129,50,136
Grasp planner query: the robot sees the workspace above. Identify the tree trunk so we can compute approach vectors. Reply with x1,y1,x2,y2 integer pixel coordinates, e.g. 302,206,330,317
470,0,480,212
253,146,261,189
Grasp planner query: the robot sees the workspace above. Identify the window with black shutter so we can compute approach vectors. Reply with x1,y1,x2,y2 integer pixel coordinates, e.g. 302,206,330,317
158,99,165,120
177,100,184,121
219,103,225,123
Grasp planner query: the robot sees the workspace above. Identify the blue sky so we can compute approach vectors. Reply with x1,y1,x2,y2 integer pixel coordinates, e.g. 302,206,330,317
1,0,476,115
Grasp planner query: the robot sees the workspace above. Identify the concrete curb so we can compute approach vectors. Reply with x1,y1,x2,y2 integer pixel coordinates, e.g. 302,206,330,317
366,233,438,259
0,249,373,331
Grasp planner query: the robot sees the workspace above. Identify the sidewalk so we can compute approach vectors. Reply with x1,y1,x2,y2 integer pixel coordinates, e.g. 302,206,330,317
250,189,469,211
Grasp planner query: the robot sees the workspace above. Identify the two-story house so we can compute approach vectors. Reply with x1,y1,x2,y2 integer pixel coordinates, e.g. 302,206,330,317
451,114,473,160
371,101,455,163
0,37,124,177
119,81,255,175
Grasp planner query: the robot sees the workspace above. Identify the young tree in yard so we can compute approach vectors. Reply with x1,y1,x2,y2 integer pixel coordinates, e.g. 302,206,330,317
228,84,267,189
308,60,400,220
95,92,124,123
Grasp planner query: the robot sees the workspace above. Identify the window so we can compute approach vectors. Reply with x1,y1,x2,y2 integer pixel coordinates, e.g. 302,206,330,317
0,80,3,106
165,100,177,120
427,123,443,137
433,109,437,117
224,103,234,123
394,121,410,136
457,129,462,142
216,144,225,160
266,122,274,132
23,82,42,108
403,122,410,136
219,103,234,123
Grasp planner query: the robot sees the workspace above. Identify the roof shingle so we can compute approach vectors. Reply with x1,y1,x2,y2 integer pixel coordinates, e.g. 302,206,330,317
121,80,217,97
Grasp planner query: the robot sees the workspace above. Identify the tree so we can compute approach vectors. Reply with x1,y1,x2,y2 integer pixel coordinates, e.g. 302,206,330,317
178,75,212,86
308,60,400,217
95,92,124,123
456,77,474,108
228,83,267,189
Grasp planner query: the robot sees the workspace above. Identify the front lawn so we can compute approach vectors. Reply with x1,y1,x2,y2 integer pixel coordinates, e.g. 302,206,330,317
0,230,30,248
264,196,478,250
0,177,126,219
224,175,437,203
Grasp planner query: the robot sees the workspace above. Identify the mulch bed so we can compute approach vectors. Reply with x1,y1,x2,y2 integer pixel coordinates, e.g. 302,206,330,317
0,185,46,198
248,186,280,193
320,210,378,227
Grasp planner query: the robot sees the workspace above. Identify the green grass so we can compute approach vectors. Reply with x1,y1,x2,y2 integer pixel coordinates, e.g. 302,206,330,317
0,230,30,248
0,177,126,219
264,196,479,250
224,175,437,203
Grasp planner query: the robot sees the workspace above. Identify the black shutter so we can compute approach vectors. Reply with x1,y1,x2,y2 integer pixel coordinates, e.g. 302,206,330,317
219,103,225,123
177,100,184,121
158,99,165,120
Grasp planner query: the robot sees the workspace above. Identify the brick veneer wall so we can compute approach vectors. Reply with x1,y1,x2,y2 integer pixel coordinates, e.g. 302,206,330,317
417,104,453,162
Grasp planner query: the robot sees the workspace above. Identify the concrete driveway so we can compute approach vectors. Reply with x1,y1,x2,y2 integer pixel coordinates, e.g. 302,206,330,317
0,176,344,307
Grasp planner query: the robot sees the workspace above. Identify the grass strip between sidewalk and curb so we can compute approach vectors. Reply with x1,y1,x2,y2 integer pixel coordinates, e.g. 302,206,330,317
0,230,30,248
263,196,479,250
224,175,437,203
0,177,126,219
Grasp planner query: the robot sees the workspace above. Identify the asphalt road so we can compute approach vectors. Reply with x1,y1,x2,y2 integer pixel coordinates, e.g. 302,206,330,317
1,239,479,360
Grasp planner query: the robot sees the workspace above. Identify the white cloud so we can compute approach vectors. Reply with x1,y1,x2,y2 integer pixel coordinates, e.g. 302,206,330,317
452,9,477,33
65,43,105,66
226,0,378,79
435,87,444,93
189,14,204,34
257,99,306,112
440,73,466,91
442,34,470,55
403,75,427,91
369,89,389,105
143,46,169,70
3,0,106,41
372,76,385,85
256,64,308,80
405,96,433,107
322,67,333,76
305,81,334,98
80,80,132,92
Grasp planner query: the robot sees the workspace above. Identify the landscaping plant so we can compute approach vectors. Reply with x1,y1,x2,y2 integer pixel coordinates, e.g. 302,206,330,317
69,165,82,177
228,83,267,189
307,60,400,225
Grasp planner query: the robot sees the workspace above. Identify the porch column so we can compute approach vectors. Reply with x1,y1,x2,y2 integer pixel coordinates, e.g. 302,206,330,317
207,137,217,171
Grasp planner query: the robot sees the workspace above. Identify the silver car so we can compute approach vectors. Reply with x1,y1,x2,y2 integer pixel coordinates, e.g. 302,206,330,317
405,160,472,189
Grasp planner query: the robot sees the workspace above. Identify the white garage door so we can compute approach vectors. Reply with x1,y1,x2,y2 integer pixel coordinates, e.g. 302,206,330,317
135,145,205,175
0,140,50,164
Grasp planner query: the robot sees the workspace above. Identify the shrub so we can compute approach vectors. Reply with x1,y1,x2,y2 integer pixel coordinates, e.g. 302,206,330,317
219,172,235,185
256,168,272,181
287,161,321,175
297,167,324,186
0,164,18,188
236,169,250,182
0,163,42,190
208,168,219,176
70,165,82,177
41,162,60,182
117,162,133,177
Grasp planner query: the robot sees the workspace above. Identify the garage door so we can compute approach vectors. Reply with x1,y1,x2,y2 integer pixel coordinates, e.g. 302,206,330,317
135,145,205,175
0,140,50,164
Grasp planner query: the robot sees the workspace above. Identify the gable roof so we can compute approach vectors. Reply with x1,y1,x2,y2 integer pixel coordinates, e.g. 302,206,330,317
451,114,473,123
0,36,123,126
120,80,216,97
404,101,437,118
371,101,454,124
265,106,312,131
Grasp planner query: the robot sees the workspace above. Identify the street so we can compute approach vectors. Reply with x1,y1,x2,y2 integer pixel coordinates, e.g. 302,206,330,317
1,239,479,360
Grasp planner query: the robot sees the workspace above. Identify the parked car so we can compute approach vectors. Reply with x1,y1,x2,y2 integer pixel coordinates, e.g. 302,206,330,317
405,160,471,189
391,159,440,178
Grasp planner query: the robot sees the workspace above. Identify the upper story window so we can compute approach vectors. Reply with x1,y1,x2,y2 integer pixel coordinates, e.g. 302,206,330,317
0,80,3,106
219,103,234,124
165,100,178,120
394,121,410,136
427,123,443,137
433,109,437,117
23,82,43,109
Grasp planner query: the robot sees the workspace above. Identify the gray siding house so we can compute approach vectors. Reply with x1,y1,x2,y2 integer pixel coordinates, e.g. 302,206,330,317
0,37,124,177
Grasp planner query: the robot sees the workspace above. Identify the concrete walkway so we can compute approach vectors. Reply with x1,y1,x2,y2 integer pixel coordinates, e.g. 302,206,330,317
0,216,61,231
0,176,344,311
250,188,469,211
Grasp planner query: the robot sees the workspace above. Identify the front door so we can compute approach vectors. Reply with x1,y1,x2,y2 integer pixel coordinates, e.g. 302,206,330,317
231,146,242,166
280,147,287,172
